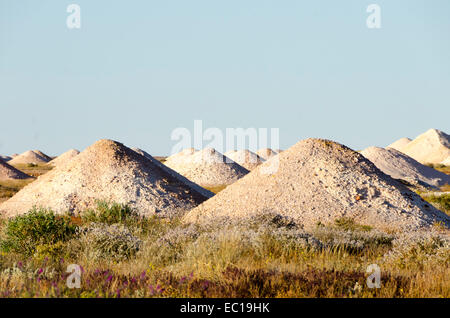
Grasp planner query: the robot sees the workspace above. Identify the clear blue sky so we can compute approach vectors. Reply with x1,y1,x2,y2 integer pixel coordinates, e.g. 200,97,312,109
1,0,449,156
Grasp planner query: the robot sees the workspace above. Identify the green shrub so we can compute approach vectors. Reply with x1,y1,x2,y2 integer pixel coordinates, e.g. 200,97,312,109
0,208,77,255
334,217,373,232
81,201,139,225
424,194,450,214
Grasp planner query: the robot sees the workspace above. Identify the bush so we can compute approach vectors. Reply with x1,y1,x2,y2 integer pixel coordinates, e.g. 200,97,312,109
0,208,77,255
82,201,140,225
78,223,142,260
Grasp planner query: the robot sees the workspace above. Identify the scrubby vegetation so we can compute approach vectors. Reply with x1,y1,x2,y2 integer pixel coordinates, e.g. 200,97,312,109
0,202,448,298
422,194,450,215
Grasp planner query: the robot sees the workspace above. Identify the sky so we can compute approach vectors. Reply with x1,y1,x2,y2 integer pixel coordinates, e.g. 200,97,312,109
1,0,449,156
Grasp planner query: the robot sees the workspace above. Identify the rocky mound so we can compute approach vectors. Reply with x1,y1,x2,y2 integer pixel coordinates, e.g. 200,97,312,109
48,149,80,167
387,137,412,152
361,147,450,188
0,159,33,181
399,129,450,164
184,139,449,232
256,148,278,160
33,150,52,161
441,157,450,166
165,148,249,187
132,147,214,198
165,148,197,165
224,150,265,170
0,139,212,218
8,150,50,165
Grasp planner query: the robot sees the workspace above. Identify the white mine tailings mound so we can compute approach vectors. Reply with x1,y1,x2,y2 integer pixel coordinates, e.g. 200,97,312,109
184,139,449,232
165,148,249,187
48,149,80,167
256,148,278,160
224,150,265,171
33,150,52,161
164,148,197,165
8,150,50,165
131,148,214,199
0,159,33,181
387,138,412,152
361,147,450,188
398,129,450,164
441,157,450,166
0,140,212,218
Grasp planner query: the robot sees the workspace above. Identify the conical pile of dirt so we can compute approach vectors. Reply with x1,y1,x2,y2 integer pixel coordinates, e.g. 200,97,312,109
224,150,265,171
8,150,50,165
387,137,412,152
33,150,52,161
131,147,214,199
165,148,197,165
361,147,450,188
184,139,449,232
48,149,80,167
256,148,278,160
0,139,212,218
399,129,450,164
441,157,450,166
165,148,249,187
0,159,33,181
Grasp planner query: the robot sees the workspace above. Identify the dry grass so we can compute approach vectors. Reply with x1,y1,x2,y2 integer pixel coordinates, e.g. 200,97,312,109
10,163,53,178
0,204,448,298
204,185,227,194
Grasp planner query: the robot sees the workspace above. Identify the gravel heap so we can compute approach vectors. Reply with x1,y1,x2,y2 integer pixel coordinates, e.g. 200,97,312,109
0,139,212,218
131,147,214,199
441,157,450,166
256,148,278,160
224,150,265,171
165,147,249,187
48,149,80,167
399,129,450,164
361,146,450,188
0,159,33,181
8,150,50,165
164,148,197,165
387,137,412,151
33,150,52,161
184,139,449,232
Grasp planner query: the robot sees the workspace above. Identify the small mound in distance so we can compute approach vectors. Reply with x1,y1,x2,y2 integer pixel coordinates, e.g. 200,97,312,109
361,146,450,188
387,137,412,152
399,129,450,164
8,150,50,165
0,139,212,218
184,139,449,232
224,150,265,171
48,149,80,167
165,148,249,187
